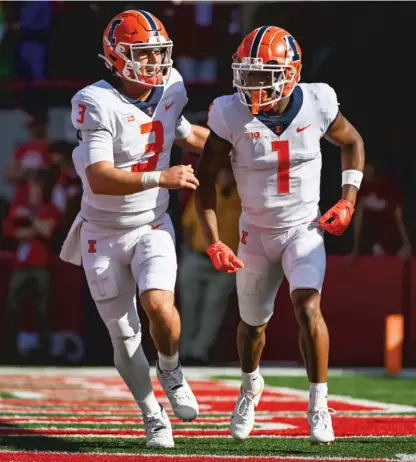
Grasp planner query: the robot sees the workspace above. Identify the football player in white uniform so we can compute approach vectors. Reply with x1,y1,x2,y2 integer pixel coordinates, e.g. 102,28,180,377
60,10,209,449
196,26,365,445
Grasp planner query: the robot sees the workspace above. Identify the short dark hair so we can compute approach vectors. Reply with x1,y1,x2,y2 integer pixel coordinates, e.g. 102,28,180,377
48,140,75,158
26,108,49,126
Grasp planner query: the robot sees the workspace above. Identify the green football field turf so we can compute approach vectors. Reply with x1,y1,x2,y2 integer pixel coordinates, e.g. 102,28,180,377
0,368,415,461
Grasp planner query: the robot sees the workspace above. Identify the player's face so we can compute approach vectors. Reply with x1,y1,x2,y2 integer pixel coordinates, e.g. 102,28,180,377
26,115,46,138
131,47,163,76
243,70,273,88
51,151,65,166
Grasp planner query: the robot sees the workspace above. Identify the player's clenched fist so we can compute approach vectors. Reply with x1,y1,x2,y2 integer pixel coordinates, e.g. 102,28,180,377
160,165,200,190
318,199,354,236
207,241,244,273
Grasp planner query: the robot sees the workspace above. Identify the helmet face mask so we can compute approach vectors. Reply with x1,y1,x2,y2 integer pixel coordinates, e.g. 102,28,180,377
115,40,172,87
232,27,302,114
101,10,173,88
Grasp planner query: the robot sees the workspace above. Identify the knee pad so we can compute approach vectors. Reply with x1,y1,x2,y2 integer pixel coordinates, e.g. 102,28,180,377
106,317,141,342
107,317,142,358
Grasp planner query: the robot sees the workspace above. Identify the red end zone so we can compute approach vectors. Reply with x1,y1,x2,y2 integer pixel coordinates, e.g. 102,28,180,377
1,415,415,437
0,373,414,452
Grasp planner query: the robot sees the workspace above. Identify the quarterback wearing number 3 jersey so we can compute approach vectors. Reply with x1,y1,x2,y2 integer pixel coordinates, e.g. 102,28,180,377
60,10,209,449
196,26,365,445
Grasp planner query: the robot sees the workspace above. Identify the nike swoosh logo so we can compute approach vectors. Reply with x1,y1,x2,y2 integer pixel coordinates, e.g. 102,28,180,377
165,102,175,110
296,124,311,133
151,223,163,230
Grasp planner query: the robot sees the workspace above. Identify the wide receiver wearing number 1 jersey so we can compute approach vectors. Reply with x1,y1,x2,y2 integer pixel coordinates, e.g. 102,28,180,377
196,26,365,444
60,10,209,449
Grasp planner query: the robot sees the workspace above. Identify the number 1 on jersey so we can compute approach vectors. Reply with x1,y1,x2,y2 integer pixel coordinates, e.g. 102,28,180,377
271,140,290,194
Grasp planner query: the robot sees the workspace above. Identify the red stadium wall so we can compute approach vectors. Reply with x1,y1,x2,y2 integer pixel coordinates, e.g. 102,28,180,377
0,252,414,366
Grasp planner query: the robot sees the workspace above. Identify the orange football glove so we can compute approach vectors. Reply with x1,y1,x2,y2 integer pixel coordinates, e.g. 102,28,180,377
318,199,355,236
207,241,244,273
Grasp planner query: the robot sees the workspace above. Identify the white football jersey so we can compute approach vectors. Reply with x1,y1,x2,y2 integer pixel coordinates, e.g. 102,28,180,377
208,83,339,229
71,67,191,228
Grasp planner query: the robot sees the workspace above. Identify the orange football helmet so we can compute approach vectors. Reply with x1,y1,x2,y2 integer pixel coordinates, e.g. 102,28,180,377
100,10,173,87
232,26,302,114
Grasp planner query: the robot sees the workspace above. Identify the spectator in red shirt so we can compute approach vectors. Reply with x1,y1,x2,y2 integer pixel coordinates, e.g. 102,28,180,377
3,169,61,363
48,140,80,215
348,163,412,261
48,140,82,250
4,109,50,206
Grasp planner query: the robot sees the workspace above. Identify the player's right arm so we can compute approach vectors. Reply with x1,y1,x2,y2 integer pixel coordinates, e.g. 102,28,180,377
195,98,243,273
86,158,198,195
72,94,198,195
195,130,231,244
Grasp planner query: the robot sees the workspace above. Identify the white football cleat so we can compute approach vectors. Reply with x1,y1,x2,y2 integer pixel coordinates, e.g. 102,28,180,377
308,408,336,445
143,406,174,449
156,362,199,422
230,375,264,440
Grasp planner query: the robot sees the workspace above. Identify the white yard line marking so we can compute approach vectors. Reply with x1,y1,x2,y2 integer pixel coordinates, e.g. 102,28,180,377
7,391,45,399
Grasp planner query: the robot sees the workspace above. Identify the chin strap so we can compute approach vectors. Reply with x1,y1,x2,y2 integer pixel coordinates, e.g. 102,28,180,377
98,53,125,81
251,90,272,115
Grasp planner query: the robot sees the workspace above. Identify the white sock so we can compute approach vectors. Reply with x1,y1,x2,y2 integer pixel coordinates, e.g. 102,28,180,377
113,340,161,417
309,382,328,411
158,351,179,371
241,367,262,394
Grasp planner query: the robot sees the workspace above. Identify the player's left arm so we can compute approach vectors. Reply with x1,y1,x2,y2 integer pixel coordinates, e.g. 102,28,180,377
325,113,365,206
319,113,365,236
174,124,209,154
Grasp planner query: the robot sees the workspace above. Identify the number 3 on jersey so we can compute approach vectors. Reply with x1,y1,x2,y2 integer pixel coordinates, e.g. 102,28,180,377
131,121,164,172
77,104,87,124
271,140,290,194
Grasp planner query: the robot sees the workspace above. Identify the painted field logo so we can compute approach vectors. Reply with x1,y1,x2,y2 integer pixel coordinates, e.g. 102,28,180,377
0,370,414,461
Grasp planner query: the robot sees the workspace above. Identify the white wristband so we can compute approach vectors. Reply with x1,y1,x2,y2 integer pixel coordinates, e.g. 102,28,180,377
141,171,161,190
342,169,363,189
